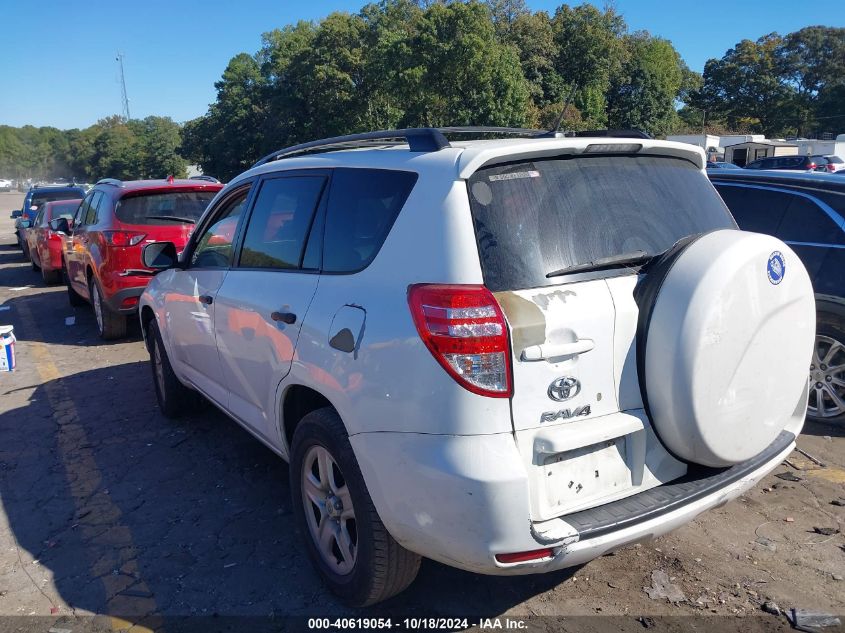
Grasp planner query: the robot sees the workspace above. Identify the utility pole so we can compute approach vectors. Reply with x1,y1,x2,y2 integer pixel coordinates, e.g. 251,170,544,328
116,52,131,121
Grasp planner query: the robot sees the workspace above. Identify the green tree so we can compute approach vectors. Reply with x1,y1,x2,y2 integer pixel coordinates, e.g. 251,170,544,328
131,116,187,178
550,4,626,128
607,33,685,136
397,1,530,127
779,26,845,134
690,34,794,136
181,53,267,180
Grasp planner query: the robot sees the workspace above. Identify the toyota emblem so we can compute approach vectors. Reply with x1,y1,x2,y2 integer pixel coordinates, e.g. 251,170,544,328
548,376,580,401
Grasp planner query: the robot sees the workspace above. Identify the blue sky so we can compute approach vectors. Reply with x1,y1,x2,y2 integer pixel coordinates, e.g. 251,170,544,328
0,1,840,130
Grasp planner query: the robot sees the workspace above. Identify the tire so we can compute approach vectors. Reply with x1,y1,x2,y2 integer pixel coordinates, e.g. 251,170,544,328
290,408,420,607
808,301,845,424
147,319,196,419
23,243,36,269
65,269,86,307
41,265,61,285
90,278,127,340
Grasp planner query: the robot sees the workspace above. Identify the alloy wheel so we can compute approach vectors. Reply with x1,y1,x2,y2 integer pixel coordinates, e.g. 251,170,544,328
92,283,104,334
808,335,845,419
301,444,358,575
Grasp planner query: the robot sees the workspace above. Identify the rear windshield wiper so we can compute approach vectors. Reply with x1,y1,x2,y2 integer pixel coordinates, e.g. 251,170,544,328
145,215,196,224
546,250,653,278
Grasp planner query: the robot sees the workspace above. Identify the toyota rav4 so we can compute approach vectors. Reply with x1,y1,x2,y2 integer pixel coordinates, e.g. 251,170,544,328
138,128,814,607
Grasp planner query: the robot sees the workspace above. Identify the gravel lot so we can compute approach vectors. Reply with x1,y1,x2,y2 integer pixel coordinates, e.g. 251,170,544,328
0,190,842,632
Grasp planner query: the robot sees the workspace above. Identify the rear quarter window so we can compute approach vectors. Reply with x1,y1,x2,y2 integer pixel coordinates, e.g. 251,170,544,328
321,168,418,273
467,154,735,291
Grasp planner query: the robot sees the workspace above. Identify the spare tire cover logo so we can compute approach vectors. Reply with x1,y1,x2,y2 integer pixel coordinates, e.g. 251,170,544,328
767,251,785,285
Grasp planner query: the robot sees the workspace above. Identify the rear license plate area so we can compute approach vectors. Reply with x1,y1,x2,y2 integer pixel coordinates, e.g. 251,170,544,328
543,438,630,511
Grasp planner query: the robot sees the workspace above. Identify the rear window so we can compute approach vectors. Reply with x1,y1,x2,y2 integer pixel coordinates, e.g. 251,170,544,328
827,156,844,165
47,201,81,221
467,154,735,291
115,191,217,225
31,190,84,207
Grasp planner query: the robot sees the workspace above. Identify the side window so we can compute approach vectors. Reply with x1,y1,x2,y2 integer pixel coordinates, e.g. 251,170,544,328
238,176,326,270
715,185,789,234
85,191,104,225
322,168,418,273
35,208,45,226
191,189,249,268
776,196,845,245
74,193,95,226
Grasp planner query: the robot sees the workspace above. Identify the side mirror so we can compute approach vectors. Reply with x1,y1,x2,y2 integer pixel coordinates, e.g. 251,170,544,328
10,210,22,219
143,241,179,270
18,220,32,229
50,217,71,234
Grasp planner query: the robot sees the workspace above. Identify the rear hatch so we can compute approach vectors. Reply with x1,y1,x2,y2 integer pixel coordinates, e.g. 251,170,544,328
111,188,220,270
465,151,737,520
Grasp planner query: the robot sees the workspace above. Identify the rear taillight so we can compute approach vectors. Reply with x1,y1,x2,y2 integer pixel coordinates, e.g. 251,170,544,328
407,284,512,398
827,164,836,172
103,231,146,247
808,162,817,170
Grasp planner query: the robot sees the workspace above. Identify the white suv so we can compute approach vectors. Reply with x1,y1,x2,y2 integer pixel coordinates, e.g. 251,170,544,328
139,128,815,606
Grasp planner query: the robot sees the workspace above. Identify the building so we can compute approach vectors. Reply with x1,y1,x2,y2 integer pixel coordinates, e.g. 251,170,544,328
723,140,798,167
666,134,767,162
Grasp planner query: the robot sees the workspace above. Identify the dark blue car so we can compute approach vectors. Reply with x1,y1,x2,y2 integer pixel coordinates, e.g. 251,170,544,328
709,170,845,424
13,185,86,252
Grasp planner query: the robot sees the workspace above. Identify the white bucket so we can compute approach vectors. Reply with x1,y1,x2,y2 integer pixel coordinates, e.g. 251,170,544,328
0,325,15,372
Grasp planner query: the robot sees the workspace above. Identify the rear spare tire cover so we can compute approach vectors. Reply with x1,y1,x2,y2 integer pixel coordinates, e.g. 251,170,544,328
641,229,814,467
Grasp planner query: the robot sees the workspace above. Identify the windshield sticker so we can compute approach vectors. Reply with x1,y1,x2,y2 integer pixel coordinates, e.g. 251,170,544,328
489,171,540,181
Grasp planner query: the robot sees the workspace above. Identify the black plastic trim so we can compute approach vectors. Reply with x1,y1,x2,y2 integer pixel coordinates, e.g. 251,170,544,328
560,430,794,540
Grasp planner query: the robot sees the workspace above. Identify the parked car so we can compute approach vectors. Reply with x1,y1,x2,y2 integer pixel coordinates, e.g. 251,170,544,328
62,177,223,339
13,185,86,251
25,198,81,284
139,128,814,606
706,161,742,170
745,155,829,172
0,178,12,192
823,155,845,173
709,170,845,423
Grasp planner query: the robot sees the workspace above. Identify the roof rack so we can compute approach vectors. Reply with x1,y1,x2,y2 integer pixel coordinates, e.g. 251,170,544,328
251,126,565,168
252,128,451,168
252,126,652,169
561,129,652,140
96,178,123,187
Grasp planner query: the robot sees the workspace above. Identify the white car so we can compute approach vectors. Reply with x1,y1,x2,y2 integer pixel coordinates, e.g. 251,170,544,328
0,178,12,192
823,155,845,173
138,128,815,606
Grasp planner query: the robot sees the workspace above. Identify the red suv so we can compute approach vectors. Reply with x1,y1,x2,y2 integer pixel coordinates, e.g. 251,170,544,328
61,178,223,339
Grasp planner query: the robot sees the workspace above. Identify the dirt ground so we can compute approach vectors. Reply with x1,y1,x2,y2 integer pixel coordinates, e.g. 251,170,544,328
0,189,842,632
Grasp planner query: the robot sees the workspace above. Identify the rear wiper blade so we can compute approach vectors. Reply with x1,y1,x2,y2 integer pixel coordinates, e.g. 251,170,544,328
546,250,652,278
146,215,196,224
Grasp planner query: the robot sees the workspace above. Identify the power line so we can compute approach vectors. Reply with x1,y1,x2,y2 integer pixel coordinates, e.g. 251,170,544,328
115,52,131,121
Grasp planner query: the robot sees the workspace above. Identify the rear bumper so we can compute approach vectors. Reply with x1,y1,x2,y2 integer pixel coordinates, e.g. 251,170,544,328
103,284,146,314
351,429,794,575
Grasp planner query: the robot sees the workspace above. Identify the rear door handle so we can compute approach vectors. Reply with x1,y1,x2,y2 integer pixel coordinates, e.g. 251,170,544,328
271,311,297,324
198,294,213,305
521,338,595,361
